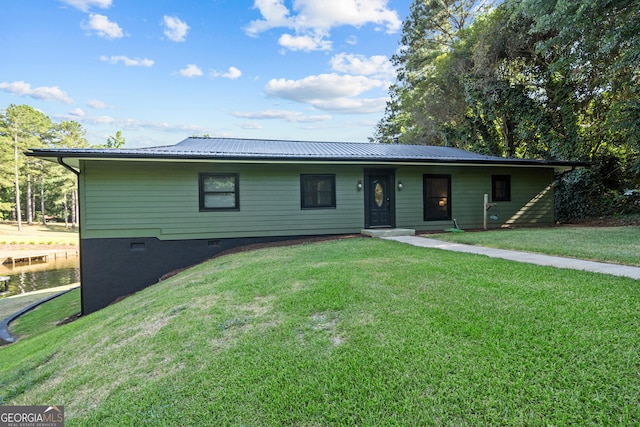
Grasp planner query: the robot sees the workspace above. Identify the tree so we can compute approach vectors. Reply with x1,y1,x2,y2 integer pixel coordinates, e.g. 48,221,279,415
375,0,639,219
52,121,88,228
0,105,51,230
373,0,495,145
106,130,126,148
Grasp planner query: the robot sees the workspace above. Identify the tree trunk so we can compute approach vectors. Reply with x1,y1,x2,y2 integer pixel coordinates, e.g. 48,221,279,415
63,190,69,228
71,188,78,229
13,134,22,231
26,161,33,225
40,166,46,225
501,115,514,158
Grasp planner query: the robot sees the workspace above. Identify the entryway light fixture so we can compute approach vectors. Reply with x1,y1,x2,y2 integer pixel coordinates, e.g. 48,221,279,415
357,180,362,191
397,181,404,190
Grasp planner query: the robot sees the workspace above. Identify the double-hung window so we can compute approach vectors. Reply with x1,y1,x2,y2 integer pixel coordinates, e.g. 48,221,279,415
199,173,239,211
300,174,336,209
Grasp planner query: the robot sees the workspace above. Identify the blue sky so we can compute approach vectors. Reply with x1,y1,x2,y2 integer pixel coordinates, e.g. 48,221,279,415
1,0,412,148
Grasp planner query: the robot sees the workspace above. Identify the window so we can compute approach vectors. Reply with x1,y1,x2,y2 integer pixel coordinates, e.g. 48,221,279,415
424,174,451,221
492,175,511,202
300,174,336,209
199,173,239,211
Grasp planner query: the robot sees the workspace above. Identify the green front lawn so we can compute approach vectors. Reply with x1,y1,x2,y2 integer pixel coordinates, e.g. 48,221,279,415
0,238,638,425
428,225,640,266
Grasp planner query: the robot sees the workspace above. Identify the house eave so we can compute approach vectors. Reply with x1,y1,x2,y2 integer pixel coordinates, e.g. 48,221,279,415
26,150,585,173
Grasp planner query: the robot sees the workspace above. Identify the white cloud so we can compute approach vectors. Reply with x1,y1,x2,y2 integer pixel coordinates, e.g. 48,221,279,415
100,55,154,67
238,122,263,130
245,0,401,50
232,109,331,123
87,99,109,109
278,33,331,52
0,81,73,103
264,73,388,114
310,97,388,113
163,15,189,42
83,13,123,39
245,0,292,36
72,114,116,125
265,73,384,102
59,0,111,12
54,113,207,134
330,53,395,79
179,64,203,77
69,108,85,117
211,66,242,80
292,0,401,32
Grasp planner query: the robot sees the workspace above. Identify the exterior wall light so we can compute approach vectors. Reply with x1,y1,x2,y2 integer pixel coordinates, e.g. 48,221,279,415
357,180,363,191
397,181,404,190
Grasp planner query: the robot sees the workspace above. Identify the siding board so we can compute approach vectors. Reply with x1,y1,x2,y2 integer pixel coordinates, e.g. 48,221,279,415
80,160,555,239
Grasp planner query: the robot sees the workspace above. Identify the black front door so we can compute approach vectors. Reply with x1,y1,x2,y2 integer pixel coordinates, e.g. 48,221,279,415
365,171,395,228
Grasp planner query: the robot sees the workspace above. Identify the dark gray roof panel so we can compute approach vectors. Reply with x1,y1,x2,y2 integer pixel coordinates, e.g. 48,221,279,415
27,137,584,167
159,137,493,160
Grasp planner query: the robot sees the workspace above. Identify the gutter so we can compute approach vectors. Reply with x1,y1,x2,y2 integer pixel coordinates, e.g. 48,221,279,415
57,156,80,176
28,150,588,169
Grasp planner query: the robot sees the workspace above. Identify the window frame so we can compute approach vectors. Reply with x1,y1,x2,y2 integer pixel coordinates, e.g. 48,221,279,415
300,174,337,209
199,173,240,211
423,174,452,221
492,175,511,202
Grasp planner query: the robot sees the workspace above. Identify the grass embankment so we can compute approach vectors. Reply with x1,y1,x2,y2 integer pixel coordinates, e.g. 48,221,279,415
1,238,638,425
8,289,81,339
429,225,640,266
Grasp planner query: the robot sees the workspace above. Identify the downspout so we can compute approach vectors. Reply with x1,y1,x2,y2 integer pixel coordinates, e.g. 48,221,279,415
57,157,85,316
57,157,80,177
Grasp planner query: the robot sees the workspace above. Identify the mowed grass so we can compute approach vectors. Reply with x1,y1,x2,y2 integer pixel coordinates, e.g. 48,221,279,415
8,289,81,339
0,222,78,246
429,225,640,266
0,238,638,425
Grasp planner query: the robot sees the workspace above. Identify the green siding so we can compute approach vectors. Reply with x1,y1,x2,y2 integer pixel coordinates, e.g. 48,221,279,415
80,161,365,240
395,166,555,230
80,160,556,240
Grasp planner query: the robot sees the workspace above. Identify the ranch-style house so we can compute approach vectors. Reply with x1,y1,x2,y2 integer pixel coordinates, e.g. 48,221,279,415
28,137,582,314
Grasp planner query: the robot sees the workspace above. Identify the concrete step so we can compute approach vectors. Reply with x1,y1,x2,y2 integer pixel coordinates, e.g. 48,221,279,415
361,228,416,238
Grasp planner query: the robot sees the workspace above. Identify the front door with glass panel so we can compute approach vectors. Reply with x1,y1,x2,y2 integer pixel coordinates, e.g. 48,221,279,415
365,172,395,228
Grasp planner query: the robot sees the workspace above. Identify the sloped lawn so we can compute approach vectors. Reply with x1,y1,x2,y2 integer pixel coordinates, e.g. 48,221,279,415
0,238,638,426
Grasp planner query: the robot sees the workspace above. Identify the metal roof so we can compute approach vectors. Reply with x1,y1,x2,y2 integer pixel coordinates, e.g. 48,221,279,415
27,137,585,170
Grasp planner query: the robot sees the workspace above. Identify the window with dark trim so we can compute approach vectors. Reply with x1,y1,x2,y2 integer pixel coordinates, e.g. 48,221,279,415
199,173,239,211
492,175,511,202
300,174,336,209
423,174,451,221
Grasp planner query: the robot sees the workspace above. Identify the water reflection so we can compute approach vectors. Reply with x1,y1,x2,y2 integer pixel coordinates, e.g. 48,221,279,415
0,257,80,297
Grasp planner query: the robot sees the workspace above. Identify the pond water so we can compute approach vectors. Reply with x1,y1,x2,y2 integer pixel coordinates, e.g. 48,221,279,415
0,257,80,297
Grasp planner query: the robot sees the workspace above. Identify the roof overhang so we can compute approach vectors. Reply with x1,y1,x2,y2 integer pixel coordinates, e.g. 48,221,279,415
26,149,586,174
26,138,588,174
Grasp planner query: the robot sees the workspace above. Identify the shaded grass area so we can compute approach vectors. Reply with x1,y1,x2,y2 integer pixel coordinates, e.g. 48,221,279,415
429,226,640,266
0,293,60,321
0,238,638,425
8,289,80,340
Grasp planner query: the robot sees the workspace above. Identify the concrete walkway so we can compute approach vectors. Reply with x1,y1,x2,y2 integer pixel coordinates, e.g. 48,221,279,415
385,235,640,280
